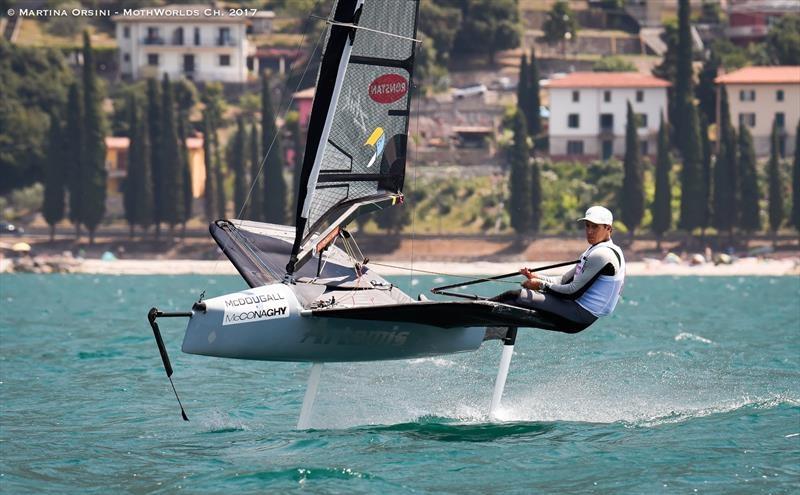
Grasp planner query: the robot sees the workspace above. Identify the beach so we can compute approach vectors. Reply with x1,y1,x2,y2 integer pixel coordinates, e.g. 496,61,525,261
3,256,798,276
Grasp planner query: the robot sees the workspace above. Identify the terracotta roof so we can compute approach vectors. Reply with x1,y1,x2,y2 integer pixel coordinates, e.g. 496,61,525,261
546,72,671,89
715,66,800,85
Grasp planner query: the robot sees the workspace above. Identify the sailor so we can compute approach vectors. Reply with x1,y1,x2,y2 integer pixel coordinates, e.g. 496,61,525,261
490,206,625,333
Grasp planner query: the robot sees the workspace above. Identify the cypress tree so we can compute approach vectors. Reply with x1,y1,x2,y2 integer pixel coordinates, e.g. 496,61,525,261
80,30,107,244
738,126,760,235
249,120,263,221
213,123,227,219
179,118,193,231
621,102,644,239
201,110,217,221
146,78,163,237
516,52,529,130
65,83,83,238
792,119,800,231
43,111,66,242
713,88,738,235
261,72,286,223
678,105,704,233
528,50,542,139
285,114,304,210
695,52,719,126
530,159,542,233
652,115,671,249
125,98,154,235
123,96,140,236
508,111,531,234
699,115,713,233
674,0,694,149
767,119,784,236
160,74,183,231
231,116,248,217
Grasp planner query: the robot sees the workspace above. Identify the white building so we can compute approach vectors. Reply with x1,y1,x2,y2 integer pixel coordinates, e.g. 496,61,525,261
113,4,254,83
546,72,670,161
715,66,799,157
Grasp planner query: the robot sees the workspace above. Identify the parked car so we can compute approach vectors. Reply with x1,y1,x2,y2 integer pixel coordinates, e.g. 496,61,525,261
0,222,24,235
451,84,487,99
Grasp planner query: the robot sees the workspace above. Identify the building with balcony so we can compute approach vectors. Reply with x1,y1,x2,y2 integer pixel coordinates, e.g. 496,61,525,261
716,66,800,157
113,4,254,83
545,72,670,161
726,0,799,46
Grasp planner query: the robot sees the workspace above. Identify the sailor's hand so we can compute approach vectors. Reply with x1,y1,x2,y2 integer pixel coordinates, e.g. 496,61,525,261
521,278,543,291
520,268,535,280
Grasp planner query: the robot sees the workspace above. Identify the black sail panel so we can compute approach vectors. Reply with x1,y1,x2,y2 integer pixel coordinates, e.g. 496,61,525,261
288,0,419,275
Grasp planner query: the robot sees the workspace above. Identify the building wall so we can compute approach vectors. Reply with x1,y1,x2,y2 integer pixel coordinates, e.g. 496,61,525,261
548,86,667,158
724,82,799,156
116,21,249,82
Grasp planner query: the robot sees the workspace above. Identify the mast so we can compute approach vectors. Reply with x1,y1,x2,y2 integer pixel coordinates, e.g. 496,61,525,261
286,0,363,277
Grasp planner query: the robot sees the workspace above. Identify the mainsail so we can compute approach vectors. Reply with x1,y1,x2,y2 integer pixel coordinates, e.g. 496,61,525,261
286,0,420,275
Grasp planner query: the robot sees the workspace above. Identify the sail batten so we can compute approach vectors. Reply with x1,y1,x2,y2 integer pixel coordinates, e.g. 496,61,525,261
287,0,419,276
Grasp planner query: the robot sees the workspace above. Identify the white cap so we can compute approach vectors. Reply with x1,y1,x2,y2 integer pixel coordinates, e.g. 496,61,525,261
577,205,613,226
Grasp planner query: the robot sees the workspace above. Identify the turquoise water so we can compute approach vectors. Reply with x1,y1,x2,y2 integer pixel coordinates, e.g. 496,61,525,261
1,273,799,493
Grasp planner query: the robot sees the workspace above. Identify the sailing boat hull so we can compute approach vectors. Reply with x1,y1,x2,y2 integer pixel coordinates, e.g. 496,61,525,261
181,284,486,362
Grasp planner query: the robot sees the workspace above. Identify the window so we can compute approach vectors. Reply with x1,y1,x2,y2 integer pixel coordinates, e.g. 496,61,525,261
145,27,161,44
218,27,231,46
173,27,184,46
738,113,756,127
572,90,580,102
602,140,613,159
739,89,756,101
776,89,784,101
568,113,580,128
567,140,584,155
147,53,159,66
636,113,648,128
636,90,644,102
123,26,130,39
123,52,130,62
779,137,786,158
600,113,614,131
603,90,611,103
640,140,649,156
775,112,785,128
219,54,231,66
194,27,201,46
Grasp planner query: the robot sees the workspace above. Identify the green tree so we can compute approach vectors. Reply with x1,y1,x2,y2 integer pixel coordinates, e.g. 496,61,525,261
767,119,784,237
262,72,287,223
738,126,760,235
516,52,529,129
695,52,719,125
674,0,695,151
80,31,107,244
249,120,263,221
284,112,304,209
528,50,542,139
592,56,636,72
508,111,531,234
64,83,83,237
713,89,738,235
201,110,217,221
160,74,184,231
679,105,705,233
124,97,154,236
542,1,578,51
621,102,644,239
530,159,542,233
453,0,520,63
765,14,800,65
419,1,462,65
179,118,193,232
146,78,164,237
792,120,800,231
43,111,66,242
699,115,713,233
651,116,671,249
652,21,679,130
213,121,227,219
230,116,248,217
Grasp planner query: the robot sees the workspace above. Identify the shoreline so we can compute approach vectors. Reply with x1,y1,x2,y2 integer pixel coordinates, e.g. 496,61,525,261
3,257,798,276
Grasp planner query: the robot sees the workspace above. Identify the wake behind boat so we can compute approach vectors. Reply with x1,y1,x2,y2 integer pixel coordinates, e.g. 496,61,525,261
146,0,578,427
